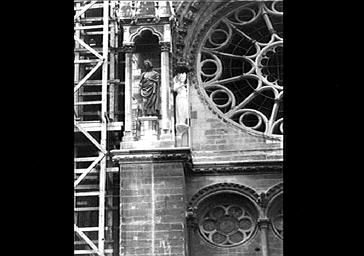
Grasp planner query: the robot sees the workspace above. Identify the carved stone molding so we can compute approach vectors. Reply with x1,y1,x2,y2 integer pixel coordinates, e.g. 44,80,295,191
191,161,283,174
186,206,198,229
111,147,191,163
258,182,283,210
173,1,210,69
120,44,135,53
257,218,271,230
265,182,283,202
187,182,260,209
129,26,164,42
257,192,269,209
159,41,171,52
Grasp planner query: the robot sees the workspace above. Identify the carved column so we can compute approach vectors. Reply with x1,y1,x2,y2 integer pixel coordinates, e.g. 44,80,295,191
258,218,270,256
160,41,171,139
122,44,135,141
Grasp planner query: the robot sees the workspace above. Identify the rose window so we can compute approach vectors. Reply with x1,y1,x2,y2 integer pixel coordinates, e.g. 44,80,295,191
197,1,283,136
199,204,256,247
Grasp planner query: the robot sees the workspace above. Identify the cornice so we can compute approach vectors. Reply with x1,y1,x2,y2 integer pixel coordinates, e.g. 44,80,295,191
111,147,191,163
191,160,283,174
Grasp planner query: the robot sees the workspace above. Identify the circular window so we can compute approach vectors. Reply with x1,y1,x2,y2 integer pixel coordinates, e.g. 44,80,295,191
198,196,258,247
272,208,283,238
196,1,283,136
267,194,283,239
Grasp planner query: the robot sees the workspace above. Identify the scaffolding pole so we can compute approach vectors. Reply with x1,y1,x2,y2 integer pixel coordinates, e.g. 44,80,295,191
98,1,109,255
74,1,110,255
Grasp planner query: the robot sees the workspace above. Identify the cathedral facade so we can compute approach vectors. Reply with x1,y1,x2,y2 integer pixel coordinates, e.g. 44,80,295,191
74,1,283,256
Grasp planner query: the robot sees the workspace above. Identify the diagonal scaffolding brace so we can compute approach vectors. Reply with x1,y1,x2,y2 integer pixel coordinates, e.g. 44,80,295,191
74,1,98,20
74,35,104,60
74,61,103,93
74,224,102,256
74,121,107,155
74,153,105,187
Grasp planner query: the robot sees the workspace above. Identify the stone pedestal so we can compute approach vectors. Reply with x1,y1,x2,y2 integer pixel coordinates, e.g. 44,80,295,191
138,116,159,141
120,116,175,149
176,124,189,147
111,148,191,256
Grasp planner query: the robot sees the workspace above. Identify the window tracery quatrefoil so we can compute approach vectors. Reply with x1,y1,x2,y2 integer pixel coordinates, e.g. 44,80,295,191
196,1,283,136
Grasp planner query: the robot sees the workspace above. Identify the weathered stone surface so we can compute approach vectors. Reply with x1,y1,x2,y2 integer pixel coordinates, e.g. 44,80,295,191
115,149,187,256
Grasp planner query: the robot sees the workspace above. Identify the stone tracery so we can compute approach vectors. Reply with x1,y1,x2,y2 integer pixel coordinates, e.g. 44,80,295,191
199,203,256,247
196,1,283,136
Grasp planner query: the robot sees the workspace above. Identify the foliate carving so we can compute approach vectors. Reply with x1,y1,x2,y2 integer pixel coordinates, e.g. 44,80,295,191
184,10,194,23
257,192,269,209
186,206,198,229
176,26,187,36
190,1,201,12
173,0,205,66
159,42,171,52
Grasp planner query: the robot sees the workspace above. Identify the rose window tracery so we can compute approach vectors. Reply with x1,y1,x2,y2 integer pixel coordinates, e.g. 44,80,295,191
197,1,283,136
199,203,256,247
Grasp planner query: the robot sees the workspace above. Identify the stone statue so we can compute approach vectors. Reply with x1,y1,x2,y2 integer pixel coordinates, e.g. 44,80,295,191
173,72,189,126
139,60,160,116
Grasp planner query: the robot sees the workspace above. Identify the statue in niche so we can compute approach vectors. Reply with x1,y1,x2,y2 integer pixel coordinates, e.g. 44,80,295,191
139,59,160,116
173,71,189,127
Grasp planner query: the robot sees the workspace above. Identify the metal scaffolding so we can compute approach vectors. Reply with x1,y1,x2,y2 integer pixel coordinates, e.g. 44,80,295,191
74,1,120,255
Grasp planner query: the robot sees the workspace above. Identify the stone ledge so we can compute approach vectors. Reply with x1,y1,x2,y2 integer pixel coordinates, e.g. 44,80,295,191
191,160,283,174
120,139,175,150
111,147,191,163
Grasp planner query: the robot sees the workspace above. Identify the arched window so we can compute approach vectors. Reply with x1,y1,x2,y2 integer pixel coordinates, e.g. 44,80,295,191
196,1,283,136
196,193,259,247
267,193,283,239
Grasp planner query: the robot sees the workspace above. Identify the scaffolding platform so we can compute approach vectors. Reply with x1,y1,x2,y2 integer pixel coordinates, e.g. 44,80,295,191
74,121,123,132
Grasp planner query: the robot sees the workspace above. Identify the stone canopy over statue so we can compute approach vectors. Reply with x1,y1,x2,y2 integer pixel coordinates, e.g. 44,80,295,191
139,60,160,116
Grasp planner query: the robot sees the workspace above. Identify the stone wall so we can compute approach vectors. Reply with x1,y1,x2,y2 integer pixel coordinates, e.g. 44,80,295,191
189,88,283,164
114,150,189,256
